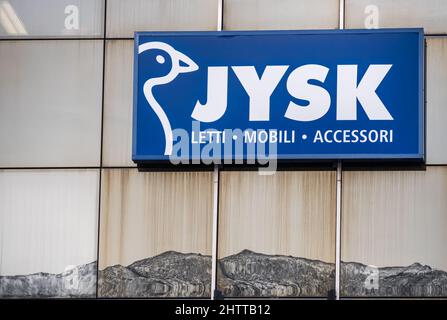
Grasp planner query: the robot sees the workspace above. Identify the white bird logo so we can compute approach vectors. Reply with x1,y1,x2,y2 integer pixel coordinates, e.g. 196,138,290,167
139,42,199,155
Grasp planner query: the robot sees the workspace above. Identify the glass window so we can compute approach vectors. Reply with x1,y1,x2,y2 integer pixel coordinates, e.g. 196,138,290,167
98,169,213,298
0,0,104,38
341,167,447,297
223,0,339,30
345,0,447,34
426,37,447,164
103,40,135,167
217,171,336,298
0,40,103,167
0,169,99,298
106,0,219,38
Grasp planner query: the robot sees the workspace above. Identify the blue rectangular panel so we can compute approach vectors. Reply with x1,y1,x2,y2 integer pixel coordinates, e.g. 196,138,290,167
133,29,424,163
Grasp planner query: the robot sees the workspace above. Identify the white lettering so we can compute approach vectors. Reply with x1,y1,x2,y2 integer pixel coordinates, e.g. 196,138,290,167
285,64,331,121
337,64,393,120
192,67,228,122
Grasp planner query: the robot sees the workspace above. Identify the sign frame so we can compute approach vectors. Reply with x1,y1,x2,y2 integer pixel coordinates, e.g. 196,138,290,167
132,28,425,163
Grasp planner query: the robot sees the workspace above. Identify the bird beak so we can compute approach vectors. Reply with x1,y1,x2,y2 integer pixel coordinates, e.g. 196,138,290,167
175,50,199,73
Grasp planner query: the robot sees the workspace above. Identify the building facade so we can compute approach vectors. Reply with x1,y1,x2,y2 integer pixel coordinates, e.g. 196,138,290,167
0,0,447,299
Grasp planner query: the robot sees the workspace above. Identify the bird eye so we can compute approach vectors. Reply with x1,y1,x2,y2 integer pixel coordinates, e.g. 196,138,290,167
156,55,165,64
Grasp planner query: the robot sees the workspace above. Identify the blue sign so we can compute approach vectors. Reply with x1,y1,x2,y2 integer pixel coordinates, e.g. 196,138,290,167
133,29,424,163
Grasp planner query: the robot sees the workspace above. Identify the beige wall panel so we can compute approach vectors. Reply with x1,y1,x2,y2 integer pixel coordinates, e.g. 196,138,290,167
218,171,335,261
0,169,99,298
0,40,103,167
426,37,447,164
345,0,447,34
100,169,213,267
223,0,339,30
106,0,219,38
0,170,99,275
341,167,447,296
217,171,336,297
0,0,104,38
342,168,447,270
98,169,213,297
103,40,135,167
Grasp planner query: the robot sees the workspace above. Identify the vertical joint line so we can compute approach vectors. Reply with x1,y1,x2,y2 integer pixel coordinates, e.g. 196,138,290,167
211,165,220,299
217,0,223,31
336,7,345,301
96,0,107,299
211,0,223,300
336,1,345,299
339,0,345,30
335,160,342,300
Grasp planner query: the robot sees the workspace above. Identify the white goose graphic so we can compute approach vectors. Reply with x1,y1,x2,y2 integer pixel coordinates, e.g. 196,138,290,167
139,42,199,155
